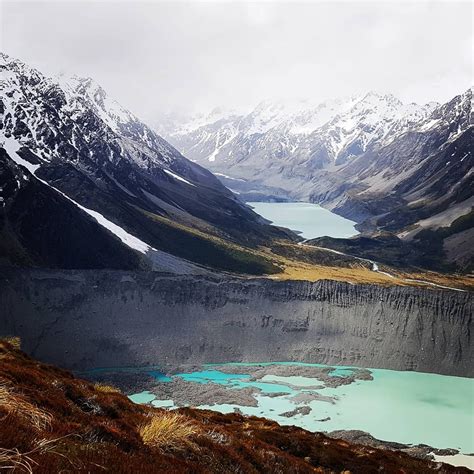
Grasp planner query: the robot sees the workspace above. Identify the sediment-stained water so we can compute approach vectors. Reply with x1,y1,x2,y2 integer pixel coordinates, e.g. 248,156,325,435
247,202,358,239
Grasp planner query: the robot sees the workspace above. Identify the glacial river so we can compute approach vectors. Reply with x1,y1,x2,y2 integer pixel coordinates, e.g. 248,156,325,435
129,362,474,459
247,202,358,239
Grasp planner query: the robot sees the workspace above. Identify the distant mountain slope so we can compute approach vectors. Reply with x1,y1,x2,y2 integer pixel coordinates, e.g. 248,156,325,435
160,93,438,177
0,53,286,274
310,89,473,271
161,89,473,271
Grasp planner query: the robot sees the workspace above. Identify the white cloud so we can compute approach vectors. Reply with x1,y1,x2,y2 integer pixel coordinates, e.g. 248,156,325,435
1,0,472,121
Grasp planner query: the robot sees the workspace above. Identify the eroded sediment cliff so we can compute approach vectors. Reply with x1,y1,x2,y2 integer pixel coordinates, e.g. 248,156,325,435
0,269,472,376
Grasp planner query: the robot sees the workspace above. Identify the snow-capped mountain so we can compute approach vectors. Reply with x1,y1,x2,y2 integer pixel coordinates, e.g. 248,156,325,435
163,93,439,171
1,53,226,187
308,88,473,271
162,89,473,270
0,53,285,273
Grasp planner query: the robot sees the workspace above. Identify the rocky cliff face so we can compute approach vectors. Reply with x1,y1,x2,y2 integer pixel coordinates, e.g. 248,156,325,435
1,269,471,377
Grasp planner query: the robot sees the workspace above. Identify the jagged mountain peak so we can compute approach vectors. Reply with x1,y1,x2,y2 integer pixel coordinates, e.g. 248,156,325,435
58,74,109,105
55,72,136,133
1,52,237,195
435,86,472,113
359,90,402,105
163,93,434,148
1,52,49,94
0,51,31,71
172,106,242,134
1,53,186,171
413,85,472,138
163,91,440,169
460,85,473,101
343,92,424,126
1,54,139,139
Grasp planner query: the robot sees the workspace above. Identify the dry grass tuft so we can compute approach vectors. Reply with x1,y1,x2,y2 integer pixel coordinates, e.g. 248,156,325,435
139,412,199,451
1,336,21,350
0,378,52,430
0,447,37,474
0,437,77,473
93,383,121,394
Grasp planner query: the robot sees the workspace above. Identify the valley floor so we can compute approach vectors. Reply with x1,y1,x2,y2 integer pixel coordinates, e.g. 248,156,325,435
258,240,474,291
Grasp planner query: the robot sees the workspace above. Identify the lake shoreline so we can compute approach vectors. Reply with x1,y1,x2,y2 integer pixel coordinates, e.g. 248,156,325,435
84,361,474,459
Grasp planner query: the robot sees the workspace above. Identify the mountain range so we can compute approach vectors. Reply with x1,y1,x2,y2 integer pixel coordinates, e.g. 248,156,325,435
1,52,472,274
160,89,473,271
0,53,288,274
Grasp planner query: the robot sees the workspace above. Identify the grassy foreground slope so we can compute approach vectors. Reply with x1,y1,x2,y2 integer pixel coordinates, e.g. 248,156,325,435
0,339,469,473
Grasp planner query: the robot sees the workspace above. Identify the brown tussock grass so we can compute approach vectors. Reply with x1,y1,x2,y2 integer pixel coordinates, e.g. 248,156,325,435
270,249,474,290
140,412,199,452
0,447,37,474
0,378,52,430
274,260,401,285
1,336,21,350
93,383,122,394
0,437,77,474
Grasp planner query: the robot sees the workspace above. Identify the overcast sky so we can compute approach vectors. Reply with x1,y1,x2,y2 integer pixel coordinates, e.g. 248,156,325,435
1,1,472,120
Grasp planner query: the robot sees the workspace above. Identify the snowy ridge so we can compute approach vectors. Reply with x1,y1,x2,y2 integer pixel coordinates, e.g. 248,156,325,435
56,74,135,133
0,52,199,180
163,92,440,168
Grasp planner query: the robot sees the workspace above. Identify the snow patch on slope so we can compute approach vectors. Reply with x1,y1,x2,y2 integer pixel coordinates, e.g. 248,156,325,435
2,135,152,255
39,178,153,254
1,136,41,174
164,169,196,187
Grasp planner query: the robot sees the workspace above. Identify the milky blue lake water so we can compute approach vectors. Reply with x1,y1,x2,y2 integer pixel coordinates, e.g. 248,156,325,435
128,362,474,455
247,202,358,239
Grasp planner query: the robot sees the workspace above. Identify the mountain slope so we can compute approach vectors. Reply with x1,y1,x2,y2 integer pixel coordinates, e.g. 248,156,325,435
0,53,287,274
0,149,148,270
162,90,473,271
161,93,438,181
310,89,473,271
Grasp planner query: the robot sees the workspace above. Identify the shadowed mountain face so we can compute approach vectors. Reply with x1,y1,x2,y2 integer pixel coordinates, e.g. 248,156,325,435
161,90,473,271
0,53,288,273
0,150,146,270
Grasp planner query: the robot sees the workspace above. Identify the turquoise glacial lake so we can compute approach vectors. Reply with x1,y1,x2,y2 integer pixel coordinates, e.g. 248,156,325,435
247,202,358,239
129,362,474,454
